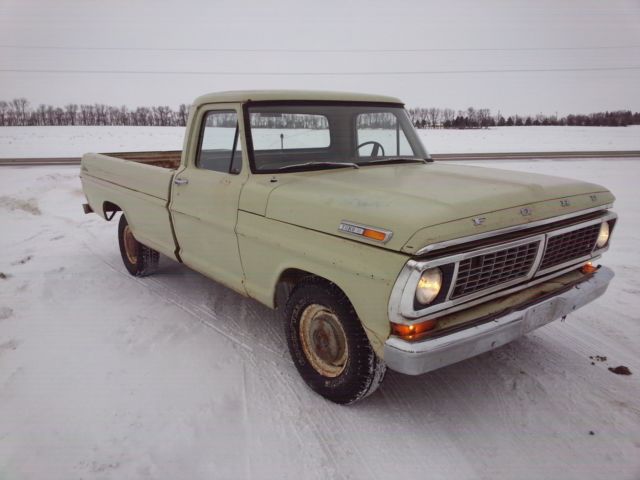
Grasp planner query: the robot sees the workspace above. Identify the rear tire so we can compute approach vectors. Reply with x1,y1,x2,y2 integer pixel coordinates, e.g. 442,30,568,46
284,278,386,405
118,214,159,277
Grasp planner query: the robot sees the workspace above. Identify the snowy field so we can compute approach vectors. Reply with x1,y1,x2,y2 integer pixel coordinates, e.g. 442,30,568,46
1,125,640,157
0,160,639,479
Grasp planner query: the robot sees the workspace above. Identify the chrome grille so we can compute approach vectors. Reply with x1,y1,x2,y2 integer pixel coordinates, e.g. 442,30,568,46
451,241,540,299
539,223,600,270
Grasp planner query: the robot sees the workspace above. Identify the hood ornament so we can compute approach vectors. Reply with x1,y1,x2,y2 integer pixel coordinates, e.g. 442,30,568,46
472,216,486,226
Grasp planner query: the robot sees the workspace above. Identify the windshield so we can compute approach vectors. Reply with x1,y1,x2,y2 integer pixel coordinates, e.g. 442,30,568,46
246,102,428,173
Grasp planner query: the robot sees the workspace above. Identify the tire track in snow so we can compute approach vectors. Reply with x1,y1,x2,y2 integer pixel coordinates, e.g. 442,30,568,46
80,240,358,476
140,273,377,476
82,240,258,354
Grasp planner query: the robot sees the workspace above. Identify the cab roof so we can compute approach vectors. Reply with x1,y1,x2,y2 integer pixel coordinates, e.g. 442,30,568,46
192,90,403,107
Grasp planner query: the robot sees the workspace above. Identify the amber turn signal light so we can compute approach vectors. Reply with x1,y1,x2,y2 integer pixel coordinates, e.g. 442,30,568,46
362,228,387,242
391,319,437,339
581,261,598,274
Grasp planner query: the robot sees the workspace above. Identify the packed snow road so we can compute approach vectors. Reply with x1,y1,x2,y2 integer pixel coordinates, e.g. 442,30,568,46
0,159,639,479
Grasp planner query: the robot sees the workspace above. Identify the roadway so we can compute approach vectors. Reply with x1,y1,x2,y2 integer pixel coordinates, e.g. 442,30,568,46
0,150,639,166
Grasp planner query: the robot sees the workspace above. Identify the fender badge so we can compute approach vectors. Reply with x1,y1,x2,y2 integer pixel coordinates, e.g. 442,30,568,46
472,216,486,226
338,221,393,243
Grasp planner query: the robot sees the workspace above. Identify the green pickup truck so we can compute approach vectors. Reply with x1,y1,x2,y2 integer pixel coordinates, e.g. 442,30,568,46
81,90,617,404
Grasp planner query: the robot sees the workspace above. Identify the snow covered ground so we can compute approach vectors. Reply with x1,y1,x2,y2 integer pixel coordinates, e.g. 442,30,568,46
1,159,639,479
1,125,640,158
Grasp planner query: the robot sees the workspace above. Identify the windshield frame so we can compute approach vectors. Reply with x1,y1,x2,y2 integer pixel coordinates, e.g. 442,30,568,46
242,100,428,174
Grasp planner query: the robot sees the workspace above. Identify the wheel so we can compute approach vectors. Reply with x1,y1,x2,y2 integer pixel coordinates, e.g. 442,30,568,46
117,214,159,277
283,278,386,404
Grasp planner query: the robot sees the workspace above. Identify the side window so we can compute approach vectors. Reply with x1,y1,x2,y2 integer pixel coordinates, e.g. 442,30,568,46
356,112,414,157
197,110,242,173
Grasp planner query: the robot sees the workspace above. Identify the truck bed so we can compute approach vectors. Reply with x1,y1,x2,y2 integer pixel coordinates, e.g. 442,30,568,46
81,151,181,201
80,150,181,259
104,150,182,170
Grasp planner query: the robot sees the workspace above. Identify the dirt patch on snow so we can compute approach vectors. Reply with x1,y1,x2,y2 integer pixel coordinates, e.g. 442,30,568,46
12,255,33,266
0,272,10,280
0,195,41,215
37,173,76,182
0,339,20,353
608,366,632,375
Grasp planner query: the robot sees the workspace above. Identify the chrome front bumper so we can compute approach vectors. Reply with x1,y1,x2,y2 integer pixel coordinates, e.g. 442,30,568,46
384,266,614,375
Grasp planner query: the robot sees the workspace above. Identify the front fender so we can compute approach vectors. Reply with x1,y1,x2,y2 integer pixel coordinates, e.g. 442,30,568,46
236,211,409,356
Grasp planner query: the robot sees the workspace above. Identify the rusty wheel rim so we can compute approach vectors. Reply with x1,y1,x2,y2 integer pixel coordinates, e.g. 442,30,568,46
123,224,138,264
299,304,348,378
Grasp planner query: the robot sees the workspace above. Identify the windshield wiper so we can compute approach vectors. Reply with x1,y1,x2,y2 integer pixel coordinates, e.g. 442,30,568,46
357,157,429,166
276,161,360,171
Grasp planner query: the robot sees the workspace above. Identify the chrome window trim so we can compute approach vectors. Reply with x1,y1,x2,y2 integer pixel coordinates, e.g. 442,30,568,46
389,209,617,325
415,204,612,256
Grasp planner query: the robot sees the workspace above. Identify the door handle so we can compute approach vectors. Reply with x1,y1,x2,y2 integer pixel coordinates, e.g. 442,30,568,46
174,177,189,186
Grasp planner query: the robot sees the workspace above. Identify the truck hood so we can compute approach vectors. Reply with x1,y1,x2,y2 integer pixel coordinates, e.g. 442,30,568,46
264,163,614,254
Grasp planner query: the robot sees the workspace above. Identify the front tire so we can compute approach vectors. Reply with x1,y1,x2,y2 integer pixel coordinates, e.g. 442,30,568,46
118,214,159,277
284,279,386,405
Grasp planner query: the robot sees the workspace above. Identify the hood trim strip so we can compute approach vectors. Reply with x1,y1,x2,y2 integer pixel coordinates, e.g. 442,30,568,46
415,204,612,256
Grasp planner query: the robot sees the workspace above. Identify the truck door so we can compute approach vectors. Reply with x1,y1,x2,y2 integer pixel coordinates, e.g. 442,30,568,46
169,103,248,294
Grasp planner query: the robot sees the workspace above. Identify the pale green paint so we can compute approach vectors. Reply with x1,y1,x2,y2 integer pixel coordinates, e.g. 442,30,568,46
169,102,249,293
264,162,613,253
80,90,616,359
236,210,408,354
80,173,178,260
191,90,403,107
405,191,615,253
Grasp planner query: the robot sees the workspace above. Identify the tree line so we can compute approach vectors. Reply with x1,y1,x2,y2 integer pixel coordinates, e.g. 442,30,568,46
407,107,640,128
0,98,190,127
0,98,638,128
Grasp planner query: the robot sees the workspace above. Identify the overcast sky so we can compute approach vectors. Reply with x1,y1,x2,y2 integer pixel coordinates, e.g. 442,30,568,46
1,0,639,115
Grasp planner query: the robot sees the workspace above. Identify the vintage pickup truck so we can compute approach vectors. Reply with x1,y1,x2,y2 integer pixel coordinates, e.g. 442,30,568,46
81,90,617,404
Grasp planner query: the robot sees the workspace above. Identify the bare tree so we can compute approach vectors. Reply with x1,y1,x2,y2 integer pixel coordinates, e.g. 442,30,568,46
11,98,29,125
425,108,440,128
0,101,7,125
442,108,455,125
65,104,78,125
477,108,491,128
178,104,189,126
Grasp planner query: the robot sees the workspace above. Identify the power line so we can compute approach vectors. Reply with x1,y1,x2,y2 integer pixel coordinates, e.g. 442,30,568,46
0,66,639,76
0,44,639,54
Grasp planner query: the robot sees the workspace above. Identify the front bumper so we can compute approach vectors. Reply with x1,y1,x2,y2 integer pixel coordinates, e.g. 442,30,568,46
384,266,614,375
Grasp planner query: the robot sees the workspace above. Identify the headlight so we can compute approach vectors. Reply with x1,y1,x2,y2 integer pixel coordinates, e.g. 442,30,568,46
596,222,610,248
415,268,443,305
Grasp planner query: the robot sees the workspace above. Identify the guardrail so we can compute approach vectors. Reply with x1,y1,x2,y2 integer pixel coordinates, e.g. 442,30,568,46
1,151,639,166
